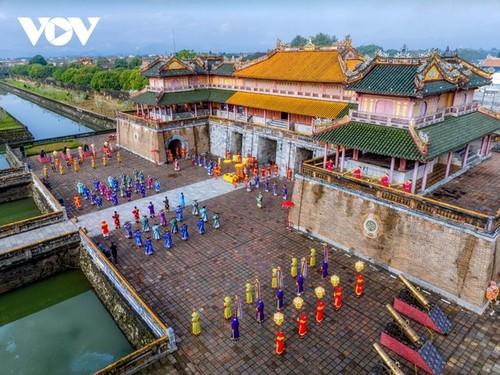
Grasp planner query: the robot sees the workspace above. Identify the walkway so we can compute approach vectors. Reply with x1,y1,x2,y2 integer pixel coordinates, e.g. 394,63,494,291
0,178,241,251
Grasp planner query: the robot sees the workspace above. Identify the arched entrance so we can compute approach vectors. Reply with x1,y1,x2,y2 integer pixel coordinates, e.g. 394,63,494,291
165,136,187,163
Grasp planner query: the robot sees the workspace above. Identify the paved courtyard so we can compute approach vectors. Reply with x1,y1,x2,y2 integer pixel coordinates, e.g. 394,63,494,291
23,138,500,374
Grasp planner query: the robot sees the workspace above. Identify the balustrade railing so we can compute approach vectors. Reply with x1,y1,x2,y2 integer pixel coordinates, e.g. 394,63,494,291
301,160,498,234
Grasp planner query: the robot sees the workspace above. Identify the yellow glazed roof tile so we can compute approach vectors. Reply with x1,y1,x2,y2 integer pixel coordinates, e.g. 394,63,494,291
234,50,346,83
226,92,349,118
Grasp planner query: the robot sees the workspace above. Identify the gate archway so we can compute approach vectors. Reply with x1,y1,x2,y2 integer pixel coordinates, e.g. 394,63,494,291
165,136,187,163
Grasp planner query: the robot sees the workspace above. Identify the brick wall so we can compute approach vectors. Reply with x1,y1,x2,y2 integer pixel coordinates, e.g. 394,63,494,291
289,175,499,310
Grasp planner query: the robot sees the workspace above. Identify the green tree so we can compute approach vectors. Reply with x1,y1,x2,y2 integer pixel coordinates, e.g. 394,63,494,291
90,70,122,91
127,69,148,90
9,64,30,77
176,49,196,59
113,58,128,69
290,35,307,47
311,33,337,46
127,56,142,69
60,68,79,83
28,64,53,79
29,54,47,66
357,44,384,56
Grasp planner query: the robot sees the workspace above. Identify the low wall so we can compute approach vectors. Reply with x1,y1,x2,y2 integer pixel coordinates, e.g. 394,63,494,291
5,144,24,168
79,232,172,349
0,82,115,130
290,175,499,312
0,231,80,293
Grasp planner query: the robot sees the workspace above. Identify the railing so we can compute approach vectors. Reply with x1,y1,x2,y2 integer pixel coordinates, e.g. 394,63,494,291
146,84,209,93
79,231,172,340
7,129,117,148
93,336,173,375
447,102,479,116
350,109,447,128
301,159,499,235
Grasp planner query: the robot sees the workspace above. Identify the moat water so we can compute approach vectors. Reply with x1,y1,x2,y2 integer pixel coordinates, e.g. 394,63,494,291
0,270,133,375
0,154,9,169
0,197,41,226
0,90,93,140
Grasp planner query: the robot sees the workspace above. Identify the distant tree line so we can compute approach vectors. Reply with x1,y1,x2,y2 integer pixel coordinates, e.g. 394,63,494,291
8,55,147,91
289,33,338,47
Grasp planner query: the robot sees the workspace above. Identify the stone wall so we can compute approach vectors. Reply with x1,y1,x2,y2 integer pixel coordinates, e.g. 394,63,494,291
0,82,115,130
79,242,157,349
289,175,499,311
118,115,210,164
0,231,80,293
0,175,31,203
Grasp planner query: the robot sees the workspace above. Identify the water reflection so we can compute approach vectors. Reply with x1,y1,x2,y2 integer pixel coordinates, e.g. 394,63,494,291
0,90,93,140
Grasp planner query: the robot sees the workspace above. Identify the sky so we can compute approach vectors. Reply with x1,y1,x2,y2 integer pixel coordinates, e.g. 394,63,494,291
0,0,499,58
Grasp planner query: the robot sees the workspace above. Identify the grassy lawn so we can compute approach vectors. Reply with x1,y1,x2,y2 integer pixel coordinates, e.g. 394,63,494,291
24,139,81,157
3,79,134,118
0,109,23,130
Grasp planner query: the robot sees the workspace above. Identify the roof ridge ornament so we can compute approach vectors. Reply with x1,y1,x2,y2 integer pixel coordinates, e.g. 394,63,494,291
304,37,315,50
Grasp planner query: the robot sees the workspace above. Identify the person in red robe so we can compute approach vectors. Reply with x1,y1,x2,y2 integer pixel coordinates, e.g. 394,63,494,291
403,179,412,193
276,330,285,355
112,211,120,229
355,274,364,298
381,173,389,187
132,206,140,223
267,164,272,177
101,220,109,239
334,286,343,311
297,313,307,338
353,166,361,179
260,165,266,180
316,300,325,324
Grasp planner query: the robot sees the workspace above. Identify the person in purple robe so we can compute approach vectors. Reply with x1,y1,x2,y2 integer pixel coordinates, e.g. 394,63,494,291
256,300,265,324
148,201,155,218
321,259,328,280
231,316,240,341
276,288,284,311
296,274,304,295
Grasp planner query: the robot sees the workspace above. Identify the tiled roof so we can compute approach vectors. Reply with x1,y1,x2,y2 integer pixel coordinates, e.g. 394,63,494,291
314,111,500,161
423,111,500,159
464,72,491,88
211,63,234,76
132,89,235,106
226,92,350,119
234,50,345,83
422,81,457,96
315,121,420,159
347,64,419,96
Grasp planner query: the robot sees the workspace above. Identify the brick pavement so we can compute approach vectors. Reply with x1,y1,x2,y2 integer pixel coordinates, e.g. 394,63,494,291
14,139,500,374
92,182,499,375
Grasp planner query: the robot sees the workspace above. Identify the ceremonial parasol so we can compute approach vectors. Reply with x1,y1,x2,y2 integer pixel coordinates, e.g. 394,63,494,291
282,200,294,228
151,149,159,165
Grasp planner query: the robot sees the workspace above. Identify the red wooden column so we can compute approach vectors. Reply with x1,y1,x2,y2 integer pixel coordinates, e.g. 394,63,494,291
208,102,212,115
388,156,396,183
264,110,267,125
485,134,493,155
411,160,419,194
335,145,340,168
420,162,430,192
479,136,486,156
462,143,470,168
340,147,346,173
287,113,290,131
398,158,407,171
323,143,328,167
194,103,198,117
353,149,359,161
444,152,452,178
